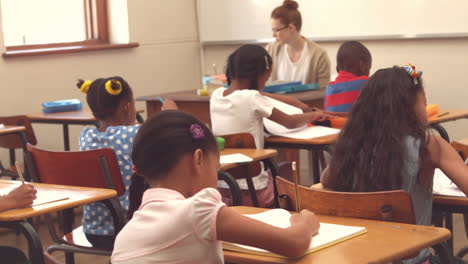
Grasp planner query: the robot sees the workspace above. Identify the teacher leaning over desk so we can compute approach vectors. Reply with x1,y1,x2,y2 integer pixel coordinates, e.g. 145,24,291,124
266,0,331,90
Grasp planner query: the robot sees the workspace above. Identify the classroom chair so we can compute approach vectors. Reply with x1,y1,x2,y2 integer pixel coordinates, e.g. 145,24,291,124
25,144,126,264
275,176,452,263
0,115,37,179
218,171,242,206
221,133,279,207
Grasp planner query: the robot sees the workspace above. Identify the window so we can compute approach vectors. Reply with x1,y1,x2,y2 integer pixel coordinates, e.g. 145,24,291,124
1,0,137,57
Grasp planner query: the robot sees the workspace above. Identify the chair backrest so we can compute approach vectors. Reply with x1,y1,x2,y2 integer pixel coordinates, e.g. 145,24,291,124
276,176,416,224
0,115,37,149
222,133,261,178
451,140,468,160
26,144,125,196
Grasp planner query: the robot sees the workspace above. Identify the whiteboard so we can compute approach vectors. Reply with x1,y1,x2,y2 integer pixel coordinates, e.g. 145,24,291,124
197,0,468,43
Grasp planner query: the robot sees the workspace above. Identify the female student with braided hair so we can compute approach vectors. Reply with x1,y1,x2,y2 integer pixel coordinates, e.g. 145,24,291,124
210,44,334,207
77,77,176,249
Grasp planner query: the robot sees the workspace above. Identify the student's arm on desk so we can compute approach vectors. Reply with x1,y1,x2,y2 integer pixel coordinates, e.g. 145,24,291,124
0,184,37,212
261,92,312,112
319,166,330,188
428,135,468,196
217,206,319,258
268,108,336,129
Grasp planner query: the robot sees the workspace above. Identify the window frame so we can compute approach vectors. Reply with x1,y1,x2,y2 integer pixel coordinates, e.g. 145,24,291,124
2,0,138,57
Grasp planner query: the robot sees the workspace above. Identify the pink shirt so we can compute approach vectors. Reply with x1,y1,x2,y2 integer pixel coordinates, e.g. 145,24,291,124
111,187,226,264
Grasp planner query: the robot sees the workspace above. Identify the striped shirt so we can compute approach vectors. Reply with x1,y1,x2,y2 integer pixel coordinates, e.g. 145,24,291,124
324,71,368,112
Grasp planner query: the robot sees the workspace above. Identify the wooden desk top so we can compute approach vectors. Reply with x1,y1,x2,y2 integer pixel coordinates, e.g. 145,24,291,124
433,195,468,207
220,148,278,171
224,207,451,264
27,108,144,123
0,125,26,135
0,180,117,221
429,109,468,125
137,89,325,103
266,133,338,147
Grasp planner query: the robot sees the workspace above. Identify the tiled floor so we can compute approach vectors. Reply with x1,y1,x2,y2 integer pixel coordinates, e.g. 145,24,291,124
0,207,467,264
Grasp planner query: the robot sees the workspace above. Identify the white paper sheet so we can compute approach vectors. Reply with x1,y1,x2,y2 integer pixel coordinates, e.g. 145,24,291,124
0,184,69,206
263,97,340,139
223,208,367,257
263,97,307,135
432,168,466,197
220,153,253,164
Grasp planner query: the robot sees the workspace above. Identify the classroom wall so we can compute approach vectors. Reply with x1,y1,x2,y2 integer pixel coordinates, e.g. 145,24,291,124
203,38,468,141
0,0,202,163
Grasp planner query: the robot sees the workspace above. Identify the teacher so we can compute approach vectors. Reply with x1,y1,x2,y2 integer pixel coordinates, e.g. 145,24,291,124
266,0,331,90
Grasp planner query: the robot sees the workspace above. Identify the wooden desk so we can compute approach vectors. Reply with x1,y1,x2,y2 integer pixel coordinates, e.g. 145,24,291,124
428,109,468,142
224,206,451,264
137,89,325,125
27,108,144,151
265,134,338,184
433,194,468,254
0,180,116,264
220,148,278,171
219,148,278,207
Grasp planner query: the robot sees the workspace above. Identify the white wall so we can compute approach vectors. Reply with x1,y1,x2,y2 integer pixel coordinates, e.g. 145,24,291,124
202,38,468,141
0,0,202,163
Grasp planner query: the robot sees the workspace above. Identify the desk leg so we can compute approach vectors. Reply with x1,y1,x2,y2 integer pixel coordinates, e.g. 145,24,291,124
1,220,45,264
63,124,70,151
445,212,454,255
310,149,321,184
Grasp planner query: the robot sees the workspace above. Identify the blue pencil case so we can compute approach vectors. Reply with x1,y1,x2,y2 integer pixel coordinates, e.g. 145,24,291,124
42,99,83,113
264,83,320,94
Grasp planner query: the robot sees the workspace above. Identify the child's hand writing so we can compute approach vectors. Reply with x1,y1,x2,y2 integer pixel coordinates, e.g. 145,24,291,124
290,209,320,236
5,184,37,210
309,110,338,122
161,99,178,110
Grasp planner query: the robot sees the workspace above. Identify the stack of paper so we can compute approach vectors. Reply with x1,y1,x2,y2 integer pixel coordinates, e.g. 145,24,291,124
263,97,340,139
433,169,466,197
223,209,367,257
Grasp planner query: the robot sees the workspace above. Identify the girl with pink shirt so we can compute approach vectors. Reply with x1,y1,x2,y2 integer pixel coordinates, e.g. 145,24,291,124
111,110,319,264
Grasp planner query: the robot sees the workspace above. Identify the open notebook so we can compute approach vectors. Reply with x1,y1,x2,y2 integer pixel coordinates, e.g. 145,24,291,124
0,184,69,207
433,168,466,197
223,209,367,258
263,98,340,139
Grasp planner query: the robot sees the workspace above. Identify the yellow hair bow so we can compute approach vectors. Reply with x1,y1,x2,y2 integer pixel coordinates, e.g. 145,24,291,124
105,80,123,96
79,80,92,94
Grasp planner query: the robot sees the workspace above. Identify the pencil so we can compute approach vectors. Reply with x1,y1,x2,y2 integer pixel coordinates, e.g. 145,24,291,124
292,161,300,212
15,161,25,184
156,97,164,104
438,112,449,118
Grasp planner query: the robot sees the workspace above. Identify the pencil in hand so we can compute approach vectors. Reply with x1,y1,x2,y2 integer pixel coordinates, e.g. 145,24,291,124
15,161,25,184
292,161,301,212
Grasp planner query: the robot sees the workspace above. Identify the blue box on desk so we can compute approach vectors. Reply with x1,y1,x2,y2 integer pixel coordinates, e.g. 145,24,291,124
42,99,83,113
263,81,320,94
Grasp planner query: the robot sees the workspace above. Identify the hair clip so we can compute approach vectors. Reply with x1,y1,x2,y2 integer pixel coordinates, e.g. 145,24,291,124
403,63,423,85
264,55,269,70
190,124,205,139
105,80,123,96
80,80,92,94
132,165,139,175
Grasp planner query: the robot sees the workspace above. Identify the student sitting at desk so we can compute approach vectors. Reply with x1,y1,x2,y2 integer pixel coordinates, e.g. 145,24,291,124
321,65,468,264
324,41,371,113
112,111,319,263
0,184,36,264
210,45,334,207
77,76,176,249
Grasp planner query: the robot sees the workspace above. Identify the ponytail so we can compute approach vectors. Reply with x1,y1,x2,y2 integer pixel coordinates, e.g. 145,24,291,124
127,173,149,220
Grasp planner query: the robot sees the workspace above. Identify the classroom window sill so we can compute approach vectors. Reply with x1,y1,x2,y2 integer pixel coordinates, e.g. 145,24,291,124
2,42,140,58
